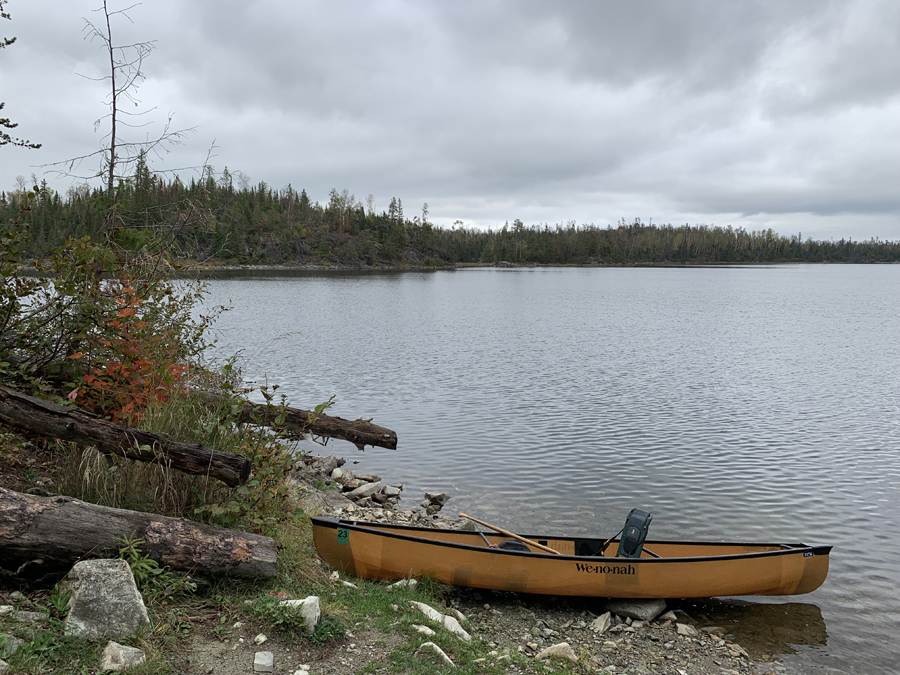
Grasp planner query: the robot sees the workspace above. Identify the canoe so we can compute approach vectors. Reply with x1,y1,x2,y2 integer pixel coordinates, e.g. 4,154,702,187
311,516,831,598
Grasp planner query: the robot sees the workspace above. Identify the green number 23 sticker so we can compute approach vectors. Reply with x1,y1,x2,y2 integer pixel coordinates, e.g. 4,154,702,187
337,528,349,545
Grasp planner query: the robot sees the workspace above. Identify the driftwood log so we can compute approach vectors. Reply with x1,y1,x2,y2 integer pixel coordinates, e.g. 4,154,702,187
197,390,398,451
0,386,251,487
0,488,277,584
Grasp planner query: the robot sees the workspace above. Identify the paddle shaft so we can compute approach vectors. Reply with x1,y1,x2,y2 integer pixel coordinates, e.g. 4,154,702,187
458,513,560,555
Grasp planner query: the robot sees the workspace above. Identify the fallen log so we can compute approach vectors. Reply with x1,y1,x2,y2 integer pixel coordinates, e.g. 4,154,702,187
197,390,398,451
0,488,277,585
0,386,250,487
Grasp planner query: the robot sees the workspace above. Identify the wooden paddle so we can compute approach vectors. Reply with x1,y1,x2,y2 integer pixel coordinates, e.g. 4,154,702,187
458,513,560,555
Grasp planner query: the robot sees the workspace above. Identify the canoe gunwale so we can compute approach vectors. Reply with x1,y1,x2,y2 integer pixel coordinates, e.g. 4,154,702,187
311,517,832,563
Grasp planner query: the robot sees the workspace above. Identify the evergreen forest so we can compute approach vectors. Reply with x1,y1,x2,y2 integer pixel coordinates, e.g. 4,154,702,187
5,160,899,267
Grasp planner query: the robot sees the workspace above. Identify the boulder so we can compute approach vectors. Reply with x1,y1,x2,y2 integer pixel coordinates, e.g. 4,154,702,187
412,624,436,636
61,559,150,639
309,455,342,476
347,481,382,500
600,598,666,622
424,492,450,506
536,642,578,662
99,641,146,671
383,486,402,497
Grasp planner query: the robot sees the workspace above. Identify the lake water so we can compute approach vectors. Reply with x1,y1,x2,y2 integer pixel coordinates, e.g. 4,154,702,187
203,265,900,674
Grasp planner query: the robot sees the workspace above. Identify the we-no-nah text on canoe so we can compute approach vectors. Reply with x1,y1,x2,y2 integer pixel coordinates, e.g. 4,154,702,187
575,563,636,575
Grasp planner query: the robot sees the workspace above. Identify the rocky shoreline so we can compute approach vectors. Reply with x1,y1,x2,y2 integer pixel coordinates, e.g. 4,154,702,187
290,454,787,675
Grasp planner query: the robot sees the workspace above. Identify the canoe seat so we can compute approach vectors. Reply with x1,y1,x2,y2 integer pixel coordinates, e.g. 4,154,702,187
498,539,531,552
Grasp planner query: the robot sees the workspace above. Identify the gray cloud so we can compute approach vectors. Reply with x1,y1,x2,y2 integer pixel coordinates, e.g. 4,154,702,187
1,0,898,240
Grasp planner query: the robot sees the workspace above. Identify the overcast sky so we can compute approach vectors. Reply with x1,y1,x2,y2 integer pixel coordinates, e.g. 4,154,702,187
2,0,899,240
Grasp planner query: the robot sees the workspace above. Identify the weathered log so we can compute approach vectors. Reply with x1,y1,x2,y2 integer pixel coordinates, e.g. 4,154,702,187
0,488,277,585
197,390,398,451
0,385,250,487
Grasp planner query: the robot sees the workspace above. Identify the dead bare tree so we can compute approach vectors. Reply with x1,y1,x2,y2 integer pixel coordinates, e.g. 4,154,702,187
42,0,193,237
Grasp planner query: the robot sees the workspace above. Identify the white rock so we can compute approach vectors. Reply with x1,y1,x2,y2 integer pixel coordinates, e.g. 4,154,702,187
278,596,321,632
232,621,243,629
676,622,698,636
331,467,344,480
253,651,274,672
99,641,146,671
61,559,150,639
449,608,467,623
412,624,436,636
254,633,268,645
535,642,578,662
590,612,612,634
292,670,310,675
389,578,417,589
442,615,472,641
0,659,8,675
342,581,359,589
410,601,445,623
408,601,471,641
415,641,455,667
658,610,677,622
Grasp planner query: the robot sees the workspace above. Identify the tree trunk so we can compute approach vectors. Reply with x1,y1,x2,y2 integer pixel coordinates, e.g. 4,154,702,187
197,391,398,451
0,488,277,585
0,385,250,487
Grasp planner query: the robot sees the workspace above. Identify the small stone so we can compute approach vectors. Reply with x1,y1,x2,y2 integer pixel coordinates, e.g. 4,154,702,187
279,596,320,632
253,651,274,672
416,641,455,666
590,612,612,634
412,624,436,636
7,593,23,603
535,642,577,662
383,486,402,497
0,634,24,658
99,641,146,671
232,621,243,629
389,578,418,589
331,467,344,480
0,660,8,675
425,492,450,505
341,581,358,589
254,633,268,645
676,623,698,636
601,598,667,622
61,559,149,639
658,610,677,622
631,620,644,628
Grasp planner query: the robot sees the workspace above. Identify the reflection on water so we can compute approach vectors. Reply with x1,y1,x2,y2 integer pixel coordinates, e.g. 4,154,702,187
673,599,827,661
203,265,900,674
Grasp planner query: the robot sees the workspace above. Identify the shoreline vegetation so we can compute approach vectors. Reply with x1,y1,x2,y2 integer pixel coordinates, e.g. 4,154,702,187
4,171,900,269
1,186,817,673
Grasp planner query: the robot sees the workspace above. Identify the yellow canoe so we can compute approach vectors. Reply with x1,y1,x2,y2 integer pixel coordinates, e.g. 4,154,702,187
311,517,831,598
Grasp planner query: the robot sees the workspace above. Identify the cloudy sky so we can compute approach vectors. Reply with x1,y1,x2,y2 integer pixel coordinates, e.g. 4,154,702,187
2,0,899,240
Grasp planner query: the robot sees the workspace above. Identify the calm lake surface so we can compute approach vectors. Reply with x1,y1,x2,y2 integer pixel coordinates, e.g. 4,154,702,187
203,265,900,674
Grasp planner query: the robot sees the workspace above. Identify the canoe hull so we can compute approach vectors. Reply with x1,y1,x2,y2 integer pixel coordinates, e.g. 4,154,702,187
311,517,831,598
